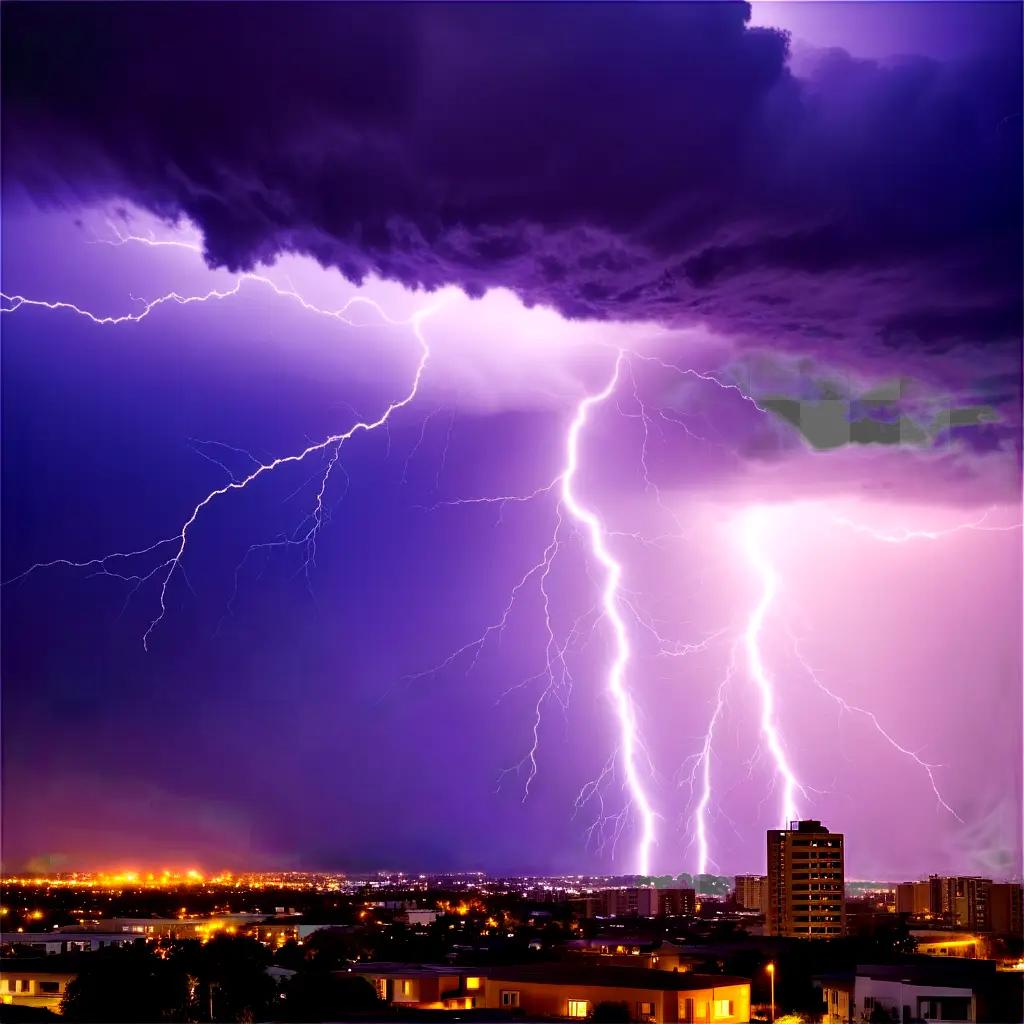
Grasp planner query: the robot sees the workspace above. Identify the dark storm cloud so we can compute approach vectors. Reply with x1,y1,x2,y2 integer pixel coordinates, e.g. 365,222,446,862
2,2,1020,370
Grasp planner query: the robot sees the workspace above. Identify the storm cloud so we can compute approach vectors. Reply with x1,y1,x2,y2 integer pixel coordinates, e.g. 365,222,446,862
2,2,1021,373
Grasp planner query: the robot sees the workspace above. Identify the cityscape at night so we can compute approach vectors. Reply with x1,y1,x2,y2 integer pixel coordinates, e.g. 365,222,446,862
1,1,1022,1022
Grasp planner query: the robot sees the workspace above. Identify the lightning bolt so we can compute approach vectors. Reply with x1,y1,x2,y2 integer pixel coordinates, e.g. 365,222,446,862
559,351,658,875
788,634,963,821
10,217,1011,877
740,508,806,827
681,643,737,875
412,352,660,872
834,507,1021,543
2,268,444,650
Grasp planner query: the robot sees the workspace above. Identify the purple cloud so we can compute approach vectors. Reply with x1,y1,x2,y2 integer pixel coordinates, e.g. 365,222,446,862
3,2,1019,388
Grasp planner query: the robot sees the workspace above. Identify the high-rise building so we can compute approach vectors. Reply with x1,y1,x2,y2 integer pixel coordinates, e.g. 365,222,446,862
766,819,845,938
734,875,768,914
601,887,695,917
656,887,696,917
896,880,932,916
987,882,1021,936
930,876,992,930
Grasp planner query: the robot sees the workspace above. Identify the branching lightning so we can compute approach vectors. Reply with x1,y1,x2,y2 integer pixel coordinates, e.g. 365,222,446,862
2,264,443,650
5,218,1016,875
558,352,658,875
788,633,963,822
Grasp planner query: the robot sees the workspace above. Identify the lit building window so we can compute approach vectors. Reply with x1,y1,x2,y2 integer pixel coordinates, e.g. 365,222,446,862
713,999,733,1019
568,999,589,1018
466,977,481,990
402,980,412,996
638,1000,655,1019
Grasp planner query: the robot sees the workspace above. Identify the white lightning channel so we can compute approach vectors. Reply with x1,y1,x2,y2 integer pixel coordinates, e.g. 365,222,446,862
559,351,658,875
740,509,805,827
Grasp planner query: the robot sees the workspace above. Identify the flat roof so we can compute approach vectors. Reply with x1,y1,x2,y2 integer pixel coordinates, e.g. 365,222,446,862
2,932,138,942
485,964,748,992
350,963,474,978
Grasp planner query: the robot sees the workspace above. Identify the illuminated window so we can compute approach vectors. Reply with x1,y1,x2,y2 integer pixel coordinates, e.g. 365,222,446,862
466,977,481,990
568,999,589,1018
402,980,412,996
638,1000,655,1019
713,999,733,1018
501,991,520,1008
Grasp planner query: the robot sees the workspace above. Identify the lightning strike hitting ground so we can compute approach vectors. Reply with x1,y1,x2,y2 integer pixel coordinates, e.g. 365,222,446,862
740,509,806,828
411,352,663,872
558,352,658,876
680,644,738,875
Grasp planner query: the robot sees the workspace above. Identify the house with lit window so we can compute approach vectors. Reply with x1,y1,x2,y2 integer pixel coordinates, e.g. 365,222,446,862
483,964,749,1023
352,962,751,1022
349,963,487,1010
817,960,1023,1024
0,958,77,1012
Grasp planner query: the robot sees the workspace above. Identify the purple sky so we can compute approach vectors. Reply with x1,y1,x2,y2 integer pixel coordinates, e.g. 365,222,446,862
1,3,1021,881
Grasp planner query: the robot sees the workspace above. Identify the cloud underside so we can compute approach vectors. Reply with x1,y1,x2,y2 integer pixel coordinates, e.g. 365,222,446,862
2,3,1020,404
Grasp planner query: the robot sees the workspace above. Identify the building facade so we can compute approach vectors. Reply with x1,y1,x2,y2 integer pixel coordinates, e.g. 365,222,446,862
602,887,695,918
896,877,1021,935
766,819,845,938
0,962,77,1012
733,875,768,914
895,880,932,917
353,962,751,1023
988,882,1022,937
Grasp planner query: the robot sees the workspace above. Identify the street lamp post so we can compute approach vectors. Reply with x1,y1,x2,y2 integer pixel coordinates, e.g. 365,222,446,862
766,962,775,1024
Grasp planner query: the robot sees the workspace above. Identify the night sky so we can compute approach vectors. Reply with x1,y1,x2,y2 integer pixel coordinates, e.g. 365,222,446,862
1,2,1021,881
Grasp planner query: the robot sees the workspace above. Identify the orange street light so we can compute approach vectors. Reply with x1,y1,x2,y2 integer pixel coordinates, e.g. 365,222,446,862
766,962,775,1023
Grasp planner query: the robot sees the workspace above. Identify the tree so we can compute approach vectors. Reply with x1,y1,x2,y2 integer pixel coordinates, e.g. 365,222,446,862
592,1001,631,1023
61,946,190,1022
280,972,379,1021
170,935,275,1022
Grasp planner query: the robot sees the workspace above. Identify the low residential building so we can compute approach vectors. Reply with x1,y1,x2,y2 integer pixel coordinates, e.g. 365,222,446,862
101,914,266,939
0,959,77,1012
818,960,1021,1024
1,931,142,955
483,964,749,1023
350,963,483,1009
401,908,438,926
353,962,751,1022
911,929,987,959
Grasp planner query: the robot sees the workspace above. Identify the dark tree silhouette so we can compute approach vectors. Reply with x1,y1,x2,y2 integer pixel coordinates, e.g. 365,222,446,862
280,972,380,1021
60,946,190,1022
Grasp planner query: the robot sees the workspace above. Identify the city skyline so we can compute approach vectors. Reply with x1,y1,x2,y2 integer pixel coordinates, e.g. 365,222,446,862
2,2,1021,883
